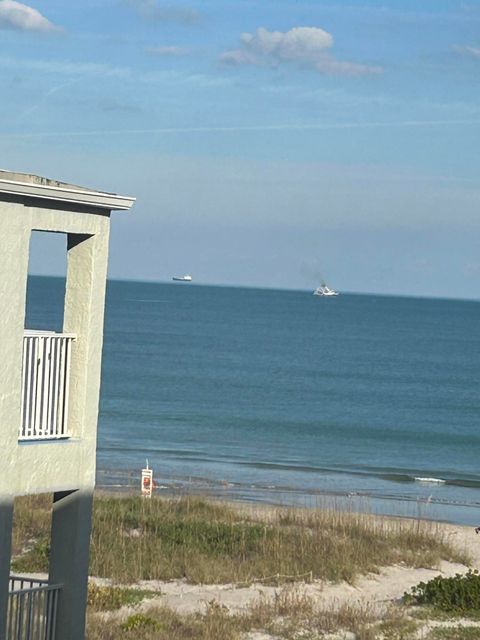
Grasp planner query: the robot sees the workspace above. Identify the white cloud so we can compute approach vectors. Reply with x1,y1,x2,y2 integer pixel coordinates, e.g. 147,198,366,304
0,0,59,32
147,45,190,57
220,26,382,76
453,44,480,59
242,26,333,60
123,0,199,24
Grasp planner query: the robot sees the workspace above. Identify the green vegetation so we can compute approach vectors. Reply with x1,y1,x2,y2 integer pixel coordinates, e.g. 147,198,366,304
87,602,241,640
86,588,417,640
89,495,467,584
375,611,419,640
85,591,480,640
87,583,156,611
12,493,479,639
405,573,480,640
11,536,50,573
12,493,467,585
11,494,52,572
120,614,161,632
405,570,480,616
426,627,480,639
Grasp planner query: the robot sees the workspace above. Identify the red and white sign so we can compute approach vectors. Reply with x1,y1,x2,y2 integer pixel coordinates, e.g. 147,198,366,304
141,462,153,498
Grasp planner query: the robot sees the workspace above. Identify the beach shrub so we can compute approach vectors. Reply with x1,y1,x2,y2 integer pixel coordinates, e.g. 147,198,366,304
11,536,50,572
404,570,480,615
121,613,161,631
87,583,154,611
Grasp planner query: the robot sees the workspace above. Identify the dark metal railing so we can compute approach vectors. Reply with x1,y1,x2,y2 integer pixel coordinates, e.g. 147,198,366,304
7,576,61,640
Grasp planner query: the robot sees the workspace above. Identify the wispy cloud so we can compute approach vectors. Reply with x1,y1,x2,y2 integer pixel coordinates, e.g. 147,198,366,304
0,54,230,88
0,54,130,78
2,119,480,140
0,0,60,32
220,26,382,76
122,0,200,24
98,97,143,114
137,69,234,88
453,44,480,59
14,79,80,121
146,45,190,57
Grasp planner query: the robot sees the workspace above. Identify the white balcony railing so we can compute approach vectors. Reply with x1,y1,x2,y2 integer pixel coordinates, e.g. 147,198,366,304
20,330,76,441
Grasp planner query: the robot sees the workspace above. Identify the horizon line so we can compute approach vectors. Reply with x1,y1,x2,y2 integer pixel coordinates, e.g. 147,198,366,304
27,273,480,304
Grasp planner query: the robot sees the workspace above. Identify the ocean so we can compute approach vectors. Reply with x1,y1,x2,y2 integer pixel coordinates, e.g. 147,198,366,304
26,276,480,525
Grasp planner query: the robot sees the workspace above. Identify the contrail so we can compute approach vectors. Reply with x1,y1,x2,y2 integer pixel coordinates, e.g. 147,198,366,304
1,119,480,140
15,79,81,122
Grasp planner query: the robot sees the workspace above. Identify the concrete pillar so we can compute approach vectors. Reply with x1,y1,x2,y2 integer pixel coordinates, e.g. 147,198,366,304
49,490,93,640
64,229,110,446
0,499,14,639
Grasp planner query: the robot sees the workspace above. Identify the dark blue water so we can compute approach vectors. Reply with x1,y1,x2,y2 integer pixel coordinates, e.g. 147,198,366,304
26,276,480,524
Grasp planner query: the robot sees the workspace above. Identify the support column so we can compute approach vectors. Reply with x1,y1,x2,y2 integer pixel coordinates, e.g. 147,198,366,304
63,228,110,447
49,490,93,640
0,499,14,639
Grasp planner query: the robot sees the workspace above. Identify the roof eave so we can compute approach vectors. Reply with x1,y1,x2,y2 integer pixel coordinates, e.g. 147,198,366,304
0,178,135,211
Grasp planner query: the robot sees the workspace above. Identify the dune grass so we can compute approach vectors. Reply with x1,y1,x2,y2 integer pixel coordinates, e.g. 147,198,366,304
11,494,52,573
88,495,467,584
426,628,480,639
86,587,419,640
12,493,468,585
85,585,480,640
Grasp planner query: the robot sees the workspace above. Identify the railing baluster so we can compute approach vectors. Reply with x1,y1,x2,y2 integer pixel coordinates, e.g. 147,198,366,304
44,337,53,437
40,337,48,437
25,338,33,439
50,590,58,640
56,339,66,438
17,589,24,640
51,339,60,437
32,336,41,438
44,590,51,640
7,591,15,638
20,337,27,438
63,338,72,437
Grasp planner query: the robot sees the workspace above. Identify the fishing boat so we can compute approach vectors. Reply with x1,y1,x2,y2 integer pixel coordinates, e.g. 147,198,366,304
172,275,192,282
313,283,338,297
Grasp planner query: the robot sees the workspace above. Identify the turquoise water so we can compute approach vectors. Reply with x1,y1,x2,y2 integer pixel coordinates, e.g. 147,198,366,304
27,276,480,524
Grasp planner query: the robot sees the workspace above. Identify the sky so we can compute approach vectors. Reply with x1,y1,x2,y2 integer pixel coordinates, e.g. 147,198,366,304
1,0,480,298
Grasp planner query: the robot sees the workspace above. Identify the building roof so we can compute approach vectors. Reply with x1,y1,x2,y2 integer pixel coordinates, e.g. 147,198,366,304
0,170,135,211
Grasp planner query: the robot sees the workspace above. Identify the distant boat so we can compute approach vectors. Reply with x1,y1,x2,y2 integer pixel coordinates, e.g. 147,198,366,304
313,283,338,297
172,274,192,282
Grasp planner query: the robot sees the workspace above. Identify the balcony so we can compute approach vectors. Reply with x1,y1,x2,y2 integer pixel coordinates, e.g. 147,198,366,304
20,331,76,441
8,576,61,640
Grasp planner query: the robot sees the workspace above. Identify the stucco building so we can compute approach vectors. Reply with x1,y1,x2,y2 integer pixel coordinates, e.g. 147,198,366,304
0,170,135,639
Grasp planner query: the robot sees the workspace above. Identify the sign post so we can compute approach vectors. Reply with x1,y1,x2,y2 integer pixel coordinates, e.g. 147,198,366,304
141,460,153,498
